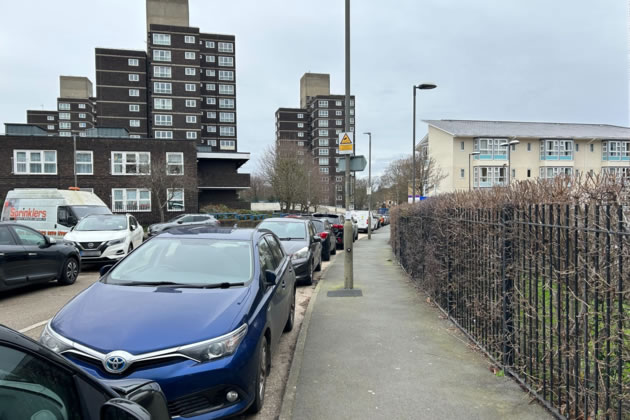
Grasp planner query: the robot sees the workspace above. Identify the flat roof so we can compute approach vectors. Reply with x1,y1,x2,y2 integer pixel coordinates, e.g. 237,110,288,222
425,119,630,140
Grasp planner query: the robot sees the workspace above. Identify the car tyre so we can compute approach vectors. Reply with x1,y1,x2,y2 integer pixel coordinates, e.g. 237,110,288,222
304,260,313,285
58,257,79,286
128,243,133,254
315,258,322,272
322,245,330,261
248,335,269,414
331,243,337,255
284,288,296,332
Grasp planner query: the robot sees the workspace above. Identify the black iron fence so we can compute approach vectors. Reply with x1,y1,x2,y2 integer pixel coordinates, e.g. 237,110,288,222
393,204,629,419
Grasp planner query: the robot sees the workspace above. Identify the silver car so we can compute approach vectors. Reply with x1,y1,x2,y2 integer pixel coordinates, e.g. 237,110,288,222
147,214,219,237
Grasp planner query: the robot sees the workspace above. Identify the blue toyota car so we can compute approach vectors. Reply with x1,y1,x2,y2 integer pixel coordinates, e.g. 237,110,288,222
39,227,296,419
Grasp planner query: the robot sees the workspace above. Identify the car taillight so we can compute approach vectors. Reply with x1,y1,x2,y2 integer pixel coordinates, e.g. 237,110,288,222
319,232,329,239
332,224,343,229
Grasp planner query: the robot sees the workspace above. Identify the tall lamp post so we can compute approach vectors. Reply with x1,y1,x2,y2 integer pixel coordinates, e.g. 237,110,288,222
412,83,437,203
363,132,372,240
499,139,520,184
469,151,480,191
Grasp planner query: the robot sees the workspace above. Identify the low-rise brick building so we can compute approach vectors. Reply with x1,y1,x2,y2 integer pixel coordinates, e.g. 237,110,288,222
0,132,201,226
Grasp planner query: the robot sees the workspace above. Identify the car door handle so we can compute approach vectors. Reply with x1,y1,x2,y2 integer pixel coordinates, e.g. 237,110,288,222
28,253,37,256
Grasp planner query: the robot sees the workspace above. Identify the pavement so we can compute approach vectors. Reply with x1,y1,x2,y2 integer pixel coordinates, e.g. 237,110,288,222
282,226,552,420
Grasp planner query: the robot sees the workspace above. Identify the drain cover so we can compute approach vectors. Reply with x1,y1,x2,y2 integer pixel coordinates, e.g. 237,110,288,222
327,289,363,297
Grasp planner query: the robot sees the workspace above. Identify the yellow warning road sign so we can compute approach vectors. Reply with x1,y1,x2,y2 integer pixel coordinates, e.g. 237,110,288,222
339,132,353,155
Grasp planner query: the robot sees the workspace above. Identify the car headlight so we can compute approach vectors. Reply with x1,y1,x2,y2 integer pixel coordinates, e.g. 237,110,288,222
106,238,125,246
40,323,73,354
291,247,309,260
179,324,248,362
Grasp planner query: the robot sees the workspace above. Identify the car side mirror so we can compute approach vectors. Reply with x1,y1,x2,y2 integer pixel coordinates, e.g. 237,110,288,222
177,220,184,224
100,399,151,420
264,270,277,286
100,264,114,277
47,236,57,245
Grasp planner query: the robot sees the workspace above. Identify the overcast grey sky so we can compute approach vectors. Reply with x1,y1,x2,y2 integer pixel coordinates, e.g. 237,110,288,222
0,0,627,176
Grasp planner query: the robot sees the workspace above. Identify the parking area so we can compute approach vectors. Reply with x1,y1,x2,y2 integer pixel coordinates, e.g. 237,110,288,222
0,233,370,420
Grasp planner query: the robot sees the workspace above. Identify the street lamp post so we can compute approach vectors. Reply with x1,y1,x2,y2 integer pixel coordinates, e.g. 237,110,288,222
469,152,480,191
363,132,372,240
412,83,437,203
500,139,520,184
343,0,353,289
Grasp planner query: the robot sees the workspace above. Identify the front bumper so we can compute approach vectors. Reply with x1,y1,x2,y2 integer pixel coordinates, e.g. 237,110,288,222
291,257,310,281
76,242,128,263
63,339,260,420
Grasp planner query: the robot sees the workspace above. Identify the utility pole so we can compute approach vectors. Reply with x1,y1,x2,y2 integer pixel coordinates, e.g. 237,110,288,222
343,0,353,289
412,87,417,203
364,132,372,240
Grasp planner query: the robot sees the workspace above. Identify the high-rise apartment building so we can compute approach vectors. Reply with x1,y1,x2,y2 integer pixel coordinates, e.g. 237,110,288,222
95,49,149,138
276,73,355,206
25,76,97,137
9,0,249,209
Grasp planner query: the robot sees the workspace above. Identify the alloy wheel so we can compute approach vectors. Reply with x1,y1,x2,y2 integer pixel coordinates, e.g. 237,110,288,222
66,260,78,282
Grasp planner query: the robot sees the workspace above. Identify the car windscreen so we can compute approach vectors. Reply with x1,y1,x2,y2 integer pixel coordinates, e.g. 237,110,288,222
70,206,111,219
75,215,127,231
106,238,253,286
259,221,306,240
311,220,325,233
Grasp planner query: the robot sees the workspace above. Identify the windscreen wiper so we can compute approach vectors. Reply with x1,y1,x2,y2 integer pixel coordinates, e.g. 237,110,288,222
113,281,245,289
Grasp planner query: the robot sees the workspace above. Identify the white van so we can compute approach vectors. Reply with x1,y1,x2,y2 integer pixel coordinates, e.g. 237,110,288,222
355,210,376,233
1,189,111,239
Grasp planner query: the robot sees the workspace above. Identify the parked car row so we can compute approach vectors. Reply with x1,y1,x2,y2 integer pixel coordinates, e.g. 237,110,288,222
2,204,360,418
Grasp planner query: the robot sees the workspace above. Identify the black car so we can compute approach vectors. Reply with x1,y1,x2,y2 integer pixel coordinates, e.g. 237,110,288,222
0,324,170,419
0,222,80,292
147,214,219,237
258,218,322,285
313,213,357,249
311,218,336,261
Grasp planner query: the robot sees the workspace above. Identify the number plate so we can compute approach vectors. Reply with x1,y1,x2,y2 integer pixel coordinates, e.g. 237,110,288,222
80,250,101,257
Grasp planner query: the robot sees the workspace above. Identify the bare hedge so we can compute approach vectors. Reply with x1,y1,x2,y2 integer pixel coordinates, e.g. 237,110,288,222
391,176,629,420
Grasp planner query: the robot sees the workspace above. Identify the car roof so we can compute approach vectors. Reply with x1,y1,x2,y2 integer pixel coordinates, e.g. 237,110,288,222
0,221,35,229
158,226,258,241
261,217,308,223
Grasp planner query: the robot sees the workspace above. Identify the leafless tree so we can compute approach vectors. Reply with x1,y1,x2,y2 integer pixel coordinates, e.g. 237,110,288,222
259,144,323,212
239,174,272,203
146,153,192,223
381,149,445,204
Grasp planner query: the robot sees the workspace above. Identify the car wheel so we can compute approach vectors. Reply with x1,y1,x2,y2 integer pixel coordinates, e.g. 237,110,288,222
304,260,314,285
58,257,79,286
248,335,269,414
331,242,337,255
315,258,322,272
128,243,133,254
284,288,296,332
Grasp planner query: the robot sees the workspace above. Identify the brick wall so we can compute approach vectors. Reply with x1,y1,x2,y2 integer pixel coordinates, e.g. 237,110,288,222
0,135,198,226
